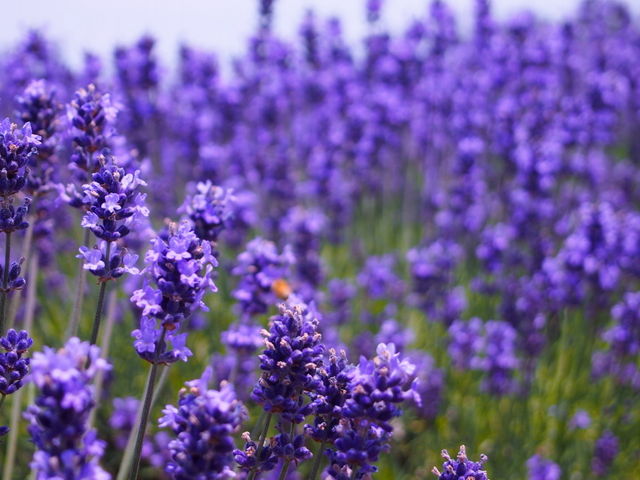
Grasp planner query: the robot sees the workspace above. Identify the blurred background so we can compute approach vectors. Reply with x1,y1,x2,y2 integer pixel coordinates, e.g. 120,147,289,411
4,0,639,67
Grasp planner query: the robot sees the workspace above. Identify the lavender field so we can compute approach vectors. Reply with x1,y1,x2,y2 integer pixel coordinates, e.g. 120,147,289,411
0,0,638,479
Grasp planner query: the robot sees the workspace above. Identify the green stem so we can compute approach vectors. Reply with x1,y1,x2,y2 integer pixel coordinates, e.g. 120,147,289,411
8,216,34,331
247,412,273,480
128,328,166,480
309,438,328,480
88,289,118,429
88,241,111,345
278,460,291,480
251,410,267,438
67,228,91,339
0,231,12,335
3,253,38,480
116,365,169,480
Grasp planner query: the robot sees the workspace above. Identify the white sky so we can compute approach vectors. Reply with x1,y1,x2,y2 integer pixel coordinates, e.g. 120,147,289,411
3,0,638,67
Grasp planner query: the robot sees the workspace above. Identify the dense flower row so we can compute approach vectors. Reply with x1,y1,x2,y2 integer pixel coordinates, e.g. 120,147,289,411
0,0,635,478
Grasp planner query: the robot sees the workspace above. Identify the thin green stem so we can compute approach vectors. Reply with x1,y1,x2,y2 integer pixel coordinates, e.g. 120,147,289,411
8,216,34,330
251,410,267,438
116,365,169,480
3,253,38,480
128,328,166,480
309,438,328,480
88,289,117,429
247,412,273,480
128,361,160,480
277,460,291,480
88,241,111,345
0,231,12,335
67,228,91,339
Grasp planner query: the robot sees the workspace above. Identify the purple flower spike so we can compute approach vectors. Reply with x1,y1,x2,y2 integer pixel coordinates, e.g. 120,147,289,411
26,337,111,480
592,431,618,476
432,446,489,480
0,328,33,396
160,368,247,479
131,220,217,363
80,163,149,242
251,302,325,423
232,237,294,318
527,454,561,480
180,180,236,244
0,118,40,199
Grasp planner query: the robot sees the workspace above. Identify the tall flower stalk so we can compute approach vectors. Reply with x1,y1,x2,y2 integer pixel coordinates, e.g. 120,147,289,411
63,84,118,338
235,302,324,480
0,119,39,334
77,162,148,344
26,337,110,479
126,220,217,479
159,367,247,479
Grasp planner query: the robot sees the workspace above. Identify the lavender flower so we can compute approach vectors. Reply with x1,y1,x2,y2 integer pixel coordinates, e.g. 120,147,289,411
234,431,278,475
448,317,484,370
527,455,561,480
475,320,519,395
66,84,118,174
80,163,149,243
159,368,247,479
327,344,418,478
432,446,488,480
343,343,418,429
592,430,618,476
407,351,444,420
131,220,217,363
407,241,464,325
0,118,40,198
304,349,353,478
26,337,111,480
232,237,293,318
357,255,404,302
569,410,591,430
251,302,324,423
0,328,33,396
77,241,139,281
605,292,640,357
179,181,236,246
281,207,326,302
17,80,61,191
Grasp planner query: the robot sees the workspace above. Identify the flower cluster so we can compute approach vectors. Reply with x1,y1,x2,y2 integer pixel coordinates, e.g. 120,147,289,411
17,80,61,191
251,302,324,422
26,337,110,479
407,241,465,325
0,329,33,397
527,455,561,480
131,220,217,364
66,84,118,174
0,118,40,199
0,328,33,436
448,318,519,395
357,254,404,302
160,368,247,479
80,164,149,242
179,180,235,245
232,237,294,318
326,344,418,478
432,446,489,480
591,430,618,476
